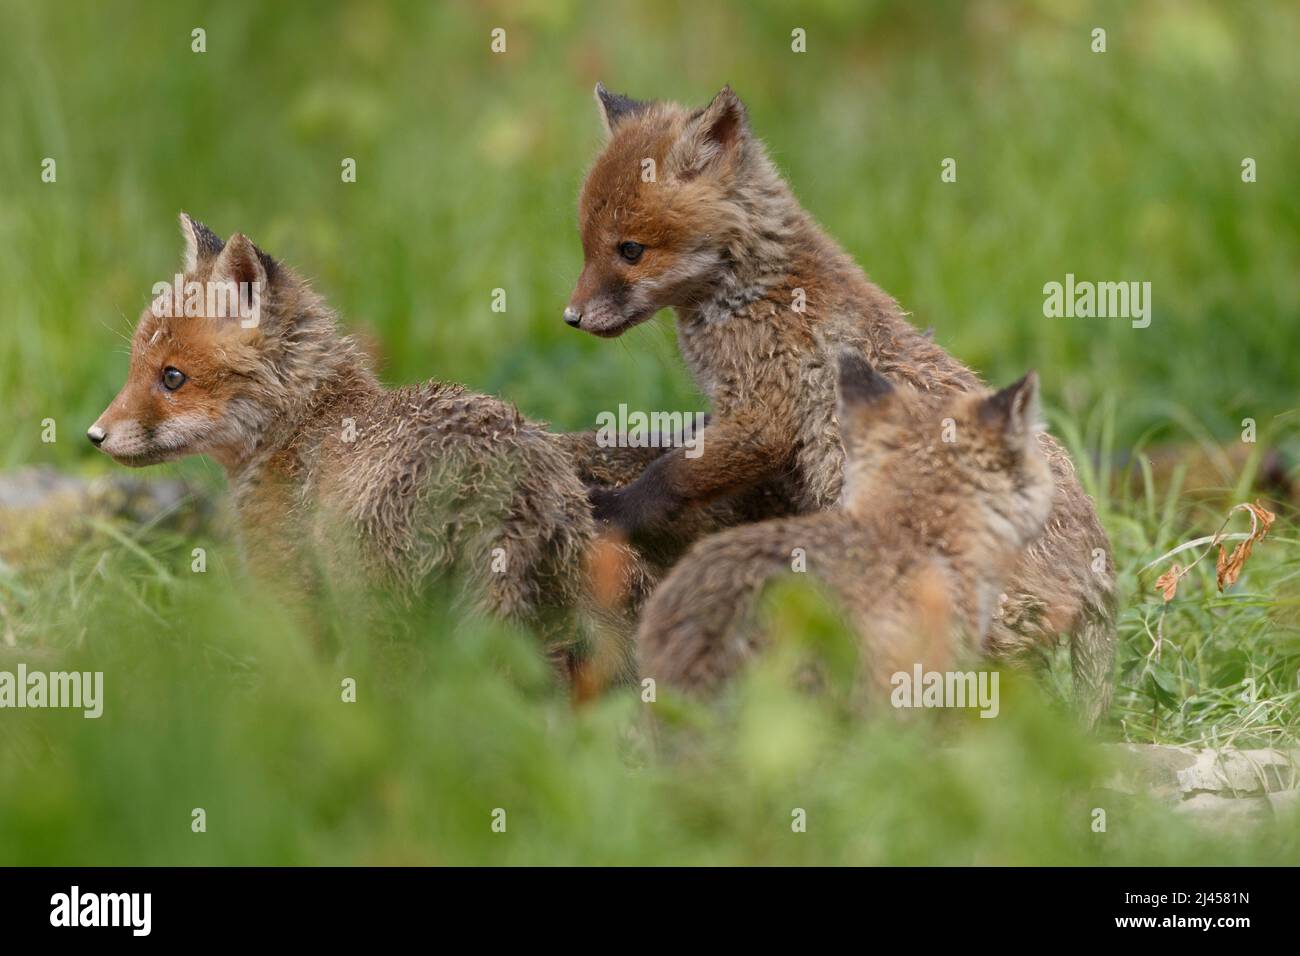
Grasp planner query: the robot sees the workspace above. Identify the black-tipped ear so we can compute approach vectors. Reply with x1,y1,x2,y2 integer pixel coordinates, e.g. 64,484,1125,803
180,213,225,272
699,85,748,148
669,85,749,179
211,233,274,293
837,350,893,407
594,82,651,134
980,371,1041,436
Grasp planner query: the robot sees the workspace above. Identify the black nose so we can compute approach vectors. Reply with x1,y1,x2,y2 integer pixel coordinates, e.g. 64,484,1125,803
563,307,582,328
87,425,106,446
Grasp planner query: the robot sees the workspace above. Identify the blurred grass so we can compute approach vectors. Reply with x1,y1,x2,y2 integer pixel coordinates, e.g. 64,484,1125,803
2,541,1296,865
0,0,1298,864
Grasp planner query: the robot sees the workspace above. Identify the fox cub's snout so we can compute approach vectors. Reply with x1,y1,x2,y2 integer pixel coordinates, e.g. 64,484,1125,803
563,84,750,336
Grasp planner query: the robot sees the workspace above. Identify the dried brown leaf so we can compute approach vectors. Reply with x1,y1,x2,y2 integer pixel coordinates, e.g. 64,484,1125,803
1215,500,1277,591
1154,564,1182,603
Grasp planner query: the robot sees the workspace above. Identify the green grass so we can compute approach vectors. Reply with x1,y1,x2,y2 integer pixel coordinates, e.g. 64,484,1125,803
1,0,1298,864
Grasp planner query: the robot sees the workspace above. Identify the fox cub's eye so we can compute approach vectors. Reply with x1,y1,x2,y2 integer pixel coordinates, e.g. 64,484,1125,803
162,367,188,391
618,241,645,264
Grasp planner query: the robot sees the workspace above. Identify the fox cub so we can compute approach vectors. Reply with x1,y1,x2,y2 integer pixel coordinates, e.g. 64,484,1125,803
637,353,1054,698
89,215,664,677
567,84,1114,724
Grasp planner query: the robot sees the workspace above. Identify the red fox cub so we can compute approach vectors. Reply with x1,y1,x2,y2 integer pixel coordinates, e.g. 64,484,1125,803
566,84,1115,725
637,353,1055,700
88,215,675,680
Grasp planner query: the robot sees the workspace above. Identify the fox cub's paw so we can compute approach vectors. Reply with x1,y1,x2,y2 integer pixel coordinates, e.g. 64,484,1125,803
587,484,634,529
586,481,678,536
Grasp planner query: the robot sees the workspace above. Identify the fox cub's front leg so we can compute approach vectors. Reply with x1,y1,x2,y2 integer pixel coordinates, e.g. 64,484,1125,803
588,415,792,536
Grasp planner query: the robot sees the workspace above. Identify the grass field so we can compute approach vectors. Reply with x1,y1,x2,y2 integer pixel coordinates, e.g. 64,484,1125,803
1,0,1297,864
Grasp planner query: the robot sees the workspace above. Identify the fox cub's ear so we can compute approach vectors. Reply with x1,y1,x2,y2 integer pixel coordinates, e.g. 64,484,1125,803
594,83,651,135
212,233,275,295
979,371,1041,440
668,85,750,180
836,350,893,409
179,213,225,273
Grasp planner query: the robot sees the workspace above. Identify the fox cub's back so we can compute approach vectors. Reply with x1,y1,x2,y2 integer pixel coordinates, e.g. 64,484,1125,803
306,382,600,615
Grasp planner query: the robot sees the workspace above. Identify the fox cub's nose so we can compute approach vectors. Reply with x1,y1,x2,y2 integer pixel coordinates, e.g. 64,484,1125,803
87,425,106,447
563,307,582,328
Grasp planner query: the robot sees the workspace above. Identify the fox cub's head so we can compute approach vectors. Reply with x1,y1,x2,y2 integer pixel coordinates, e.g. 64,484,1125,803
565,84,768,337
835,352,1054,550
89,215,327,469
